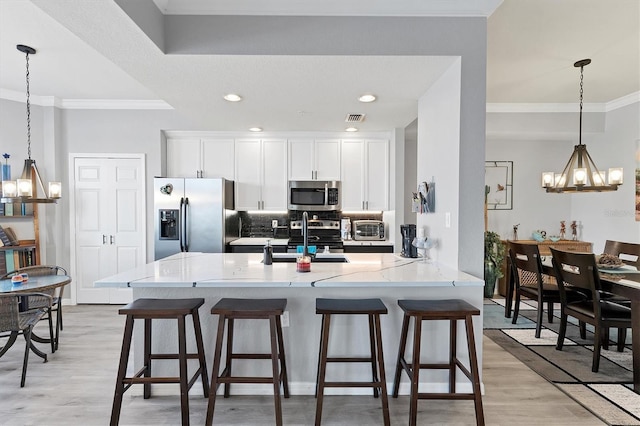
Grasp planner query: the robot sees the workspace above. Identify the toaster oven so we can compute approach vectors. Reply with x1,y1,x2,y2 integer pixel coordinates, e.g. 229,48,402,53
352,220,385,241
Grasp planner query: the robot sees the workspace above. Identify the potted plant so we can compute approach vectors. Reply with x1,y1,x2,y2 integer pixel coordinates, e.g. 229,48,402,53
484,231,505,298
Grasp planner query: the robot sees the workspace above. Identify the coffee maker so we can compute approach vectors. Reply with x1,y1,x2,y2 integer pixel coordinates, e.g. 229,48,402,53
400,224,418,258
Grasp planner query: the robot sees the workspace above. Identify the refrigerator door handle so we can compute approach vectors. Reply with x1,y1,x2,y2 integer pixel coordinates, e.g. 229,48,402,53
183,197,190,252
179,197,185,252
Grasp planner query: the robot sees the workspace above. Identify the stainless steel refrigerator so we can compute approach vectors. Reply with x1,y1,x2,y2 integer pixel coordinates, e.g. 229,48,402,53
153,177,238,260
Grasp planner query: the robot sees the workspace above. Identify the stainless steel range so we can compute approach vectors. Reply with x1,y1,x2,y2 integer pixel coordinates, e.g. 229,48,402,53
287,212,343,253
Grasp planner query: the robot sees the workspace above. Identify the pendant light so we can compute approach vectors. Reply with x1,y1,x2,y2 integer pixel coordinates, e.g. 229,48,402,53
1,45,61,203
542,59,623,193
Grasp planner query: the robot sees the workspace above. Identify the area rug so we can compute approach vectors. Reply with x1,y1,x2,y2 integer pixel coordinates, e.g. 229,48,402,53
483,299,640,425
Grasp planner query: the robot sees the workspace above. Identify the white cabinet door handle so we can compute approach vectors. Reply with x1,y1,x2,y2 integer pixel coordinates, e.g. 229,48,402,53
103,235,107,245
110,235,115,245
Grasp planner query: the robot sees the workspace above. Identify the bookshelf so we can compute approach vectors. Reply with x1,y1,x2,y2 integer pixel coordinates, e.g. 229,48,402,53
0,202,40,275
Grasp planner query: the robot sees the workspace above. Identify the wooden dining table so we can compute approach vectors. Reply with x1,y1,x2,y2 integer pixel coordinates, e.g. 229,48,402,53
504,258,640,394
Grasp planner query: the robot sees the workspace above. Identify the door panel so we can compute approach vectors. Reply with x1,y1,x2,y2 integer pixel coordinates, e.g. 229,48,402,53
74,156,145,304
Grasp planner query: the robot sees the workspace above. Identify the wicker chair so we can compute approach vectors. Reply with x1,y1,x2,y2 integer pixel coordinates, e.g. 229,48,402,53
0,292,52,387
1,266,67,352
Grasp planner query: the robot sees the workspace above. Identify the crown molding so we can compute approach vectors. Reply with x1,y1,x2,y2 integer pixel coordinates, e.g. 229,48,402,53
487,91,639,114
0,89,172,110
59,99,173,110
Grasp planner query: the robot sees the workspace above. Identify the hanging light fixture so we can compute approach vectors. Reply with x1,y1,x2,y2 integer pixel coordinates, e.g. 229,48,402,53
542,59,623,193
1,45,61,204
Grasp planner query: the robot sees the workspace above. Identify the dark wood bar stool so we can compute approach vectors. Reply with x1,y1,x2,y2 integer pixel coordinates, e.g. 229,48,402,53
315,298,390,426
206,298,289,426
110,298,210,426
392,299,484,426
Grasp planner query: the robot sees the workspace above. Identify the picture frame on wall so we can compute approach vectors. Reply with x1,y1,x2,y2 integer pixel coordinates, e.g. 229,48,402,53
485,161,513,210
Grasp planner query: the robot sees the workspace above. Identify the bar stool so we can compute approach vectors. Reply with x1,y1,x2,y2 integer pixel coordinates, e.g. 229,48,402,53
392,299,484,426
206,298,289,426
315,298,390,426
110,298,210,426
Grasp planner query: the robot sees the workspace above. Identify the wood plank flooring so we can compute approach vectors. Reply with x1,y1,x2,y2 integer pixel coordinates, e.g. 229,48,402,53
0,305,605,425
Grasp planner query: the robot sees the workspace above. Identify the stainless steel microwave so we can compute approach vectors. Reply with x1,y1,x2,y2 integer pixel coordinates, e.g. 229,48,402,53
288,180,341,211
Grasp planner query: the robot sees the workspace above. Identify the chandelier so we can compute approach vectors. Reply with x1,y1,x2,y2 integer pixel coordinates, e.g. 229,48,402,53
542,59,623,193
1,45,61,204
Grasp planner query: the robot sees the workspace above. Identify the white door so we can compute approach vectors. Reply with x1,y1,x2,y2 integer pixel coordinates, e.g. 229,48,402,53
167,138,201,177
235,139,262,210
314,139,341,180
262,139,287,210
340,139,365,210
201,138,235,179
72,155,145,304
365,140,389,211
288,139,315,180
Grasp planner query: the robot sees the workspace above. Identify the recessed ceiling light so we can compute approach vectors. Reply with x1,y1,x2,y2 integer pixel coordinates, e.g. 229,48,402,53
224,93,242,102
358,94,376,103
345,127,358,132
249,127,263,132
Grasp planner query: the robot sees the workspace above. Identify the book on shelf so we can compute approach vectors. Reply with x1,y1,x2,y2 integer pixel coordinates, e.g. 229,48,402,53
4,227,20,246
0,225,12,247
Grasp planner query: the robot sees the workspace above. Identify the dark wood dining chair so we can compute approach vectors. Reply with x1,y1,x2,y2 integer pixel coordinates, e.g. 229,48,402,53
603,240,640,268
1,265,67,352
550,248,632,372
509,242,586,338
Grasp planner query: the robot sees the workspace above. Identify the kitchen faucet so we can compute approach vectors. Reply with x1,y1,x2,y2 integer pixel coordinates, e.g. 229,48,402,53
302,211,309,257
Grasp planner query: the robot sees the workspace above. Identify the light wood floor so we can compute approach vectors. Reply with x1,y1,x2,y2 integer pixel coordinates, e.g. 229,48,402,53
0,305,605,425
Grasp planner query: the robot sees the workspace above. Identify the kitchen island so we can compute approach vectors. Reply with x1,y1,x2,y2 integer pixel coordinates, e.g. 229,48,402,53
96,252,484,395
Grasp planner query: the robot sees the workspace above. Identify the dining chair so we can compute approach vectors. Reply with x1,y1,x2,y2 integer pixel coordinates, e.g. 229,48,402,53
550,248,631,372
603,240,640,268
1,265,67,352
509,242,586,338
0,293,52,387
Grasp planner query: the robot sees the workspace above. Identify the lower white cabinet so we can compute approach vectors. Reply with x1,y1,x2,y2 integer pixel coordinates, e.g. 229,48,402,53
341,139,389,211
235,139,287,210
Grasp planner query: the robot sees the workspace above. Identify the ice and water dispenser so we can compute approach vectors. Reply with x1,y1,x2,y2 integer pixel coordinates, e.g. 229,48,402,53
159,209,179,240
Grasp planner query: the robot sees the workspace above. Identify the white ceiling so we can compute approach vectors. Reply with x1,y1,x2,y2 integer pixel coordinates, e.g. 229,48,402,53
0,0,638,132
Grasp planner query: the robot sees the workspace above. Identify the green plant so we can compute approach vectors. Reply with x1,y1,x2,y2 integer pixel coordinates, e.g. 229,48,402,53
484,231,505,278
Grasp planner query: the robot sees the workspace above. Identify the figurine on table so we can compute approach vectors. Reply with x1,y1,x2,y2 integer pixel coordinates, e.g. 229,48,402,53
570,220,577,241
560,221,566,240
513,223,519,241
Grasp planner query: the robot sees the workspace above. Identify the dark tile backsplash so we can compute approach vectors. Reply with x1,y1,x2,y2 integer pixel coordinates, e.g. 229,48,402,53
238,211,383,239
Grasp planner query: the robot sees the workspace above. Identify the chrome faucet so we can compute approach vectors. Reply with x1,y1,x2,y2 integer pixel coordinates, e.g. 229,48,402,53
302,211,309,257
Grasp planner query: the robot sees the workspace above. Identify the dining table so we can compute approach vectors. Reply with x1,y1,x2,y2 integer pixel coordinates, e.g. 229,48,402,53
1,274,72,347
503,257,640,394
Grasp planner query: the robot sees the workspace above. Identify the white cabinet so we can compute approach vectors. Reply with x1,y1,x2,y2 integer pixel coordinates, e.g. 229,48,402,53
341,139,389,211
166,138,234,179
235,139,287,210
288,139,341,180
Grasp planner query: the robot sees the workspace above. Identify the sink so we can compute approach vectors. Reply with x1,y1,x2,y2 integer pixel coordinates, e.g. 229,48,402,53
267,253,350,263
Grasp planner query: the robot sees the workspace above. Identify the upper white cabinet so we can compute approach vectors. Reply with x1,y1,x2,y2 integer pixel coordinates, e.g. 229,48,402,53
288,139,341,181
235,139,287,211
341,139,389,211
166,138,234,179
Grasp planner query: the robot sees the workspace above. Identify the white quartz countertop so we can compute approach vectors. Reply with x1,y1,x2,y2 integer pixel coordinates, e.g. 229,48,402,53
95,252,482,289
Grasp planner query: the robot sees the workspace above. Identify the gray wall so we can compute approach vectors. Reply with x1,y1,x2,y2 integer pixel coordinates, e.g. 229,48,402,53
486,102,640,252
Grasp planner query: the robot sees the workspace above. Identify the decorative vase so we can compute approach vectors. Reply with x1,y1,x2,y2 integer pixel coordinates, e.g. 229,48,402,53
484,260,499,298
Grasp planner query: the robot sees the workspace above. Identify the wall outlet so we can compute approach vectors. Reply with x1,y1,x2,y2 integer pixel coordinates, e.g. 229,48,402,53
272,219,278,228
281,311,290,327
